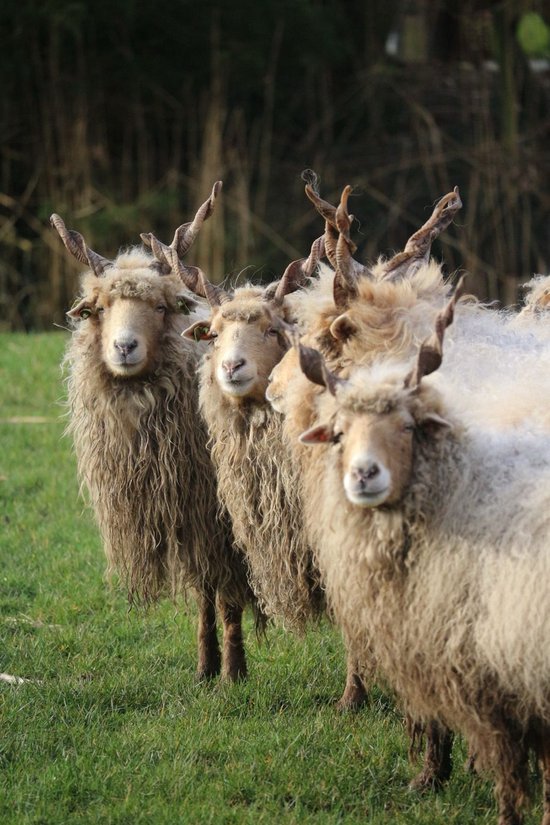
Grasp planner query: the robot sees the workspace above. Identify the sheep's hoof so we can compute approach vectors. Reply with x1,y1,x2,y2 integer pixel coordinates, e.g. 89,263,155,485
336,685,368,712
222,665,248,682
221,658,248,683
195,659,221,683
195,669,218,683
408,769,445,794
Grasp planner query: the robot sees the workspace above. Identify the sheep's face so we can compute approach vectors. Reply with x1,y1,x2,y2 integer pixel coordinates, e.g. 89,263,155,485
266,346,298,414
184,289,288,403
299,377,450,508
98,295,170,377
338,408,416,507
68,263,197,378
302,405,416,507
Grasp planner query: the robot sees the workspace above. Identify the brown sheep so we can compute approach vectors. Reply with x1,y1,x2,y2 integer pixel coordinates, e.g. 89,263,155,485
53,183,258,682
145,229,367,709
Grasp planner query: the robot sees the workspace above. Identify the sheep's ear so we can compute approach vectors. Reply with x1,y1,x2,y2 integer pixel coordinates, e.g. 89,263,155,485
67,299,93,320
419,412,452,436
175,294,198,315
330,313,358,341
299,423,334,444
182,319,214,341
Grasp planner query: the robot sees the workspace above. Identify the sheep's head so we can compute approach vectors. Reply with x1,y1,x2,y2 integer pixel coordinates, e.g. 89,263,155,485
295,278,464,507
185,288,291,402
267,185,462,416
181,237,325,405
67,261,198,377
305,181,461,312
53,182,221,378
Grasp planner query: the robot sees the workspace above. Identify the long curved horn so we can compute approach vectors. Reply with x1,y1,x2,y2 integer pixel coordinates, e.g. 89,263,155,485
143,180,227,299
199,270,231,307
50,214,113,278
269,235,325,305
405,274,466,389
304,183,339,270
171,180,223,258
381,187,462,282
163,246,210,298
333,185,373,307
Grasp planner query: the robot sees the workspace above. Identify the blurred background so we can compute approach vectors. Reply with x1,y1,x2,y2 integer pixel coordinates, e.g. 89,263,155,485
1,0,549,330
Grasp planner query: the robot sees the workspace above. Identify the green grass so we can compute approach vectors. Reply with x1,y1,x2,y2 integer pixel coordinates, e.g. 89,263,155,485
0,332,540,824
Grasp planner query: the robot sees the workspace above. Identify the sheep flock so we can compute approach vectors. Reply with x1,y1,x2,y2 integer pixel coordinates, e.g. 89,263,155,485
52,178,550,825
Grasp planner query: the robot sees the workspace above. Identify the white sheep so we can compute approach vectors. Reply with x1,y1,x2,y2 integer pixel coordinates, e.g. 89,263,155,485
291,283,550,824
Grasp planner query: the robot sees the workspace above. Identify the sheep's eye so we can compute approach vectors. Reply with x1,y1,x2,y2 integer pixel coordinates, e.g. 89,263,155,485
403,423,415,433
97,307,105,315
156,305,167,314
79,308,92,320
332,432,343,444
266,327,279,337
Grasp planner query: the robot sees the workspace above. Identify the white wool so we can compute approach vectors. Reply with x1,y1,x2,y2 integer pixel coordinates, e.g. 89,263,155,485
429,304,550,431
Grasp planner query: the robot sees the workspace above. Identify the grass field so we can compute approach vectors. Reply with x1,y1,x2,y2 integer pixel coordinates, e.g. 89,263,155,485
0,332,540,824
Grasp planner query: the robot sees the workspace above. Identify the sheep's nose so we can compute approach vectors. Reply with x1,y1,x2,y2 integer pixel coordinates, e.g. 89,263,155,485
222,359,245,378
353,462,380,482
115,339,138,357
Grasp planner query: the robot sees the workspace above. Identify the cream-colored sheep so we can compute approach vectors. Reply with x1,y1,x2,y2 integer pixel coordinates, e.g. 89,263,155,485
292,288,550,824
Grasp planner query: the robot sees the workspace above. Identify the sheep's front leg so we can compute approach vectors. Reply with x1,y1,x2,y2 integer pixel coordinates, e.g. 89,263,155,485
493,737,527,825
220,600,247,681
196,588,221,680
337,655,367,710
409,720,453,791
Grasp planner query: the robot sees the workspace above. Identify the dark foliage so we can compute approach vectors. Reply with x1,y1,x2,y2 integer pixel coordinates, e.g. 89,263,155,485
1,0,548,328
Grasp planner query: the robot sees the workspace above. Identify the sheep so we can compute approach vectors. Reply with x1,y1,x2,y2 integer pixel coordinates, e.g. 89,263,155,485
292,282,550,825
144,227,368,708
52,183,258,682
263,182,467,783
266,184,462,431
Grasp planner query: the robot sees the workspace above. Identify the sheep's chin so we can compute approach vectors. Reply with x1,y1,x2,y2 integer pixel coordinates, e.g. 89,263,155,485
107,359,148,378
217,374,258,398
344,487,390,508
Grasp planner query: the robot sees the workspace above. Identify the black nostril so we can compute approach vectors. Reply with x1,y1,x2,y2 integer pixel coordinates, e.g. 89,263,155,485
366,464,380,480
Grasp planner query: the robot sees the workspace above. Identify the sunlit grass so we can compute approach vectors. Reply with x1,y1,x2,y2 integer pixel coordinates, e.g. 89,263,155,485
0,333,538,823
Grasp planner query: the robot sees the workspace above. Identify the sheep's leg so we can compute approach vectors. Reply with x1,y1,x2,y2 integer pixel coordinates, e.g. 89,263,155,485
539,734,550,825
196,588,221,680
336,655,367,710
220,600,247,682
409,720,453,791
493,737,527,825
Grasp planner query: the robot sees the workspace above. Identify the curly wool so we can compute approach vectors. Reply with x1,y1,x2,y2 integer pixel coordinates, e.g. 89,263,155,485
64,254,252,607
291,260,449,367
304,370,550,778
198,347,325,630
